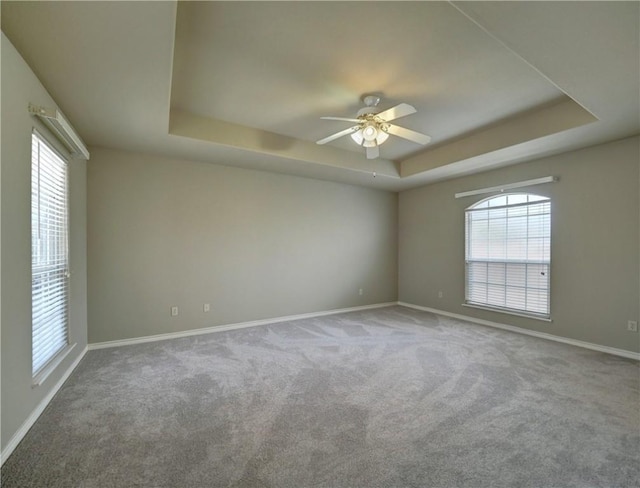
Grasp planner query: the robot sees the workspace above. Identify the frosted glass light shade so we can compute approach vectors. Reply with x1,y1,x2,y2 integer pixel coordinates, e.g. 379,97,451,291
351,126,389,147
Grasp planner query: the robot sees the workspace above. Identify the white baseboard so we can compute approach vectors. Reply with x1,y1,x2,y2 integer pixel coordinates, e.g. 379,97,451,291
1,345,89,467
89,302,397,350
398,302,640,361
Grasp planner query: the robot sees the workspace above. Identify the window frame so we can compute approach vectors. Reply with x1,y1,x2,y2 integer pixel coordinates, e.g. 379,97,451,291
31,129,73,384
464,192,551,321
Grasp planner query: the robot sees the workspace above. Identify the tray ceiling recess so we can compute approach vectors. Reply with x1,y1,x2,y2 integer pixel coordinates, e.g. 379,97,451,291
168,2,597,185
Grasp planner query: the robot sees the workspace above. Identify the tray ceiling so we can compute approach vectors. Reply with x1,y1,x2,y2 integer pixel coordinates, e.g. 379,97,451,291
2,1,638,191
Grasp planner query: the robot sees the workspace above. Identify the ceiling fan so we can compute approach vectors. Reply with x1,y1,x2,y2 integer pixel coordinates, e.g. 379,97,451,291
316,95,431,159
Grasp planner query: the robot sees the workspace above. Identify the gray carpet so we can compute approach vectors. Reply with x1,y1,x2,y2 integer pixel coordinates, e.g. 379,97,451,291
2,306,639,487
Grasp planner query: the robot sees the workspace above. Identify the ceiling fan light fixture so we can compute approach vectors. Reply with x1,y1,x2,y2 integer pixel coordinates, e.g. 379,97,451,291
362,124,378,141
350,130,364,146
375,130,389,145
351,123,389,147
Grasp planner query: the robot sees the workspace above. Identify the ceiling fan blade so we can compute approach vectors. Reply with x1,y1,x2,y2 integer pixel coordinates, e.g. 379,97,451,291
321,116,362,123
366,146,379,159
316,126,360,145
375,103,417,122
385,124,432,145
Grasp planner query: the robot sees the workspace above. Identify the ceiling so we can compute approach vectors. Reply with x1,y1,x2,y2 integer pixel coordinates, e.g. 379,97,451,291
2,1,638,191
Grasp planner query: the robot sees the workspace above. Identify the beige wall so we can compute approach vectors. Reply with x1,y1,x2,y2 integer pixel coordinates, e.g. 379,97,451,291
1,34,88,452
399,136,640,353
87,147,398,343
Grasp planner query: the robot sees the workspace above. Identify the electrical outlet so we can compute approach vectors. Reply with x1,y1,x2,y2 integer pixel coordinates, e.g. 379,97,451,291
438,291,443,299
171,306,178,317
359,288,363,296
204,303,210,313
627,320,638,332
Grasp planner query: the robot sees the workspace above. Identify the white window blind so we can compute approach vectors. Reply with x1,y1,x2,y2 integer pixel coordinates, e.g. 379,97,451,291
32,131,70,376
465,193,551,318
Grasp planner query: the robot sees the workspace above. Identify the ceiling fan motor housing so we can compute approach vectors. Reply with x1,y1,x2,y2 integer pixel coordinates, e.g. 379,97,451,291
356,106,379,117
357,94,382,117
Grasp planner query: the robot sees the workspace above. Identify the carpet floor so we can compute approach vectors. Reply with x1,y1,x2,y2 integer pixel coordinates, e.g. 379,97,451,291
2,306,639,487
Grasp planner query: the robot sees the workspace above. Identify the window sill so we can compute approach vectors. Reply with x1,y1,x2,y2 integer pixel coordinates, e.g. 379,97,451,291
32,342,77,387
462,303,552,323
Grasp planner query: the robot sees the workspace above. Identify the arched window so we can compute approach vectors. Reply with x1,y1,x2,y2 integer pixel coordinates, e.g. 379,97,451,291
465,193,550,319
